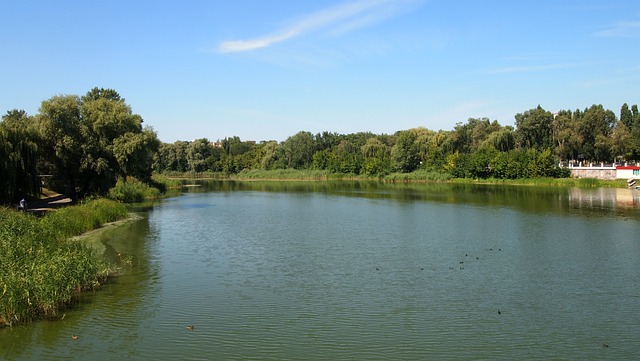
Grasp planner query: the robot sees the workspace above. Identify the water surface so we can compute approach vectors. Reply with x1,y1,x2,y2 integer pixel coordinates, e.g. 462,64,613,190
1,182,639,360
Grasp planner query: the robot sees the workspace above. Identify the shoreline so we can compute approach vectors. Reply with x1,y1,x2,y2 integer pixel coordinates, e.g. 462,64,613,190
0,203,136,329
70,213,143,242
165,172,629,189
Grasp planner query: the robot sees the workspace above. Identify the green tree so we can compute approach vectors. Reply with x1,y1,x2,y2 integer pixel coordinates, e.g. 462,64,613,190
391,129,420,172
260,141,283,170
578,104,616,161
35,88,159,198
482,126,515,152
515,105,554,150
621,103,633,128
333,140,363,174
552,110,582,161
610,121,633,162
36,95,85,198
186,138,212,173
112,127,160,180
361,137,391,176
282,131,315,169
0,111,40,204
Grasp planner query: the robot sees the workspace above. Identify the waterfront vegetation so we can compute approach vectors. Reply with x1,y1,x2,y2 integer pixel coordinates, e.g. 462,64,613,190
164,168,626,188
0,199,128,327
153,105,640,182
1,87,639,328
2,87,640,206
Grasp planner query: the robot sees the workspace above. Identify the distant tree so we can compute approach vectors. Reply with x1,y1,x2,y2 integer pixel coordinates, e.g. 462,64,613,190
515,105,554,150
333,140,363,174
315,131,342,152
610,121,633,162
82,87,123,102
282,131,315,169
186,138,212,173
391,129,420,172
579,104,616,161
361,137,391,176
482,126,515,152
552,109,581,160
260,141,283,170
621,103,633,128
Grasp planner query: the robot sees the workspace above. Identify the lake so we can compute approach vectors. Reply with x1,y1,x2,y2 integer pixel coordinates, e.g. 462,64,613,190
1,181,639,360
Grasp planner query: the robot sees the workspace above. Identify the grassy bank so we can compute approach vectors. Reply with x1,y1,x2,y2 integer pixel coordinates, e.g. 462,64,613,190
0,199,128,327
107,175,182,203
165,169,628,188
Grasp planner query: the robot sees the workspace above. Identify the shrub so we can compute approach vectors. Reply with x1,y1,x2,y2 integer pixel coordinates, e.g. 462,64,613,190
108,177,161,203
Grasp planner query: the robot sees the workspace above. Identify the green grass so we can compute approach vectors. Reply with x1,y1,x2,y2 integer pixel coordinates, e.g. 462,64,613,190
235,169,333,180
450,177,627,188
108,177,161,203
164,169,630,189
383,170,453,182
0,199,128,327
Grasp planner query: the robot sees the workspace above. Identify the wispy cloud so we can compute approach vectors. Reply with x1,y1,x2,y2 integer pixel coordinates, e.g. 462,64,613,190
486,63,582,75
578,65,640,88
593,20,640,38
218,0,421,53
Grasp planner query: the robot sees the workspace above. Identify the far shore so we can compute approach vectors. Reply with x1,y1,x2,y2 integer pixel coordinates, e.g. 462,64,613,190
162,171,629,189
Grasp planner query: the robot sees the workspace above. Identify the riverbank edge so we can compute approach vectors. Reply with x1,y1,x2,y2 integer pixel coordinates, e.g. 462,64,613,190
0,202,135,329
163,170,629,188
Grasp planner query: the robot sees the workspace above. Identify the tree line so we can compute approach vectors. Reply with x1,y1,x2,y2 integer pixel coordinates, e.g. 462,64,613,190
1,88,159,204
3,87,639,205
154,103,640,178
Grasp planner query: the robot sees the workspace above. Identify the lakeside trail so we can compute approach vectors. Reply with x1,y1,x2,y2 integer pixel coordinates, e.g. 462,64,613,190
24,191,73,213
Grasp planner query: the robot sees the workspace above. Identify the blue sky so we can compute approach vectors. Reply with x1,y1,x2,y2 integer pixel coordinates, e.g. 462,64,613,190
2,0,640,142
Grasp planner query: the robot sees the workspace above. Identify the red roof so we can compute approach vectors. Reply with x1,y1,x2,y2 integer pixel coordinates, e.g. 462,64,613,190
616,166,640,170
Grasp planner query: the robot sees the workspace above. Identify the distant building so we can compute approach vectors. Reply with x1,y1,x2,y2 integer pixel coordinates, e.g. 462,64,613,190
566,163,640,180
616,165,640,179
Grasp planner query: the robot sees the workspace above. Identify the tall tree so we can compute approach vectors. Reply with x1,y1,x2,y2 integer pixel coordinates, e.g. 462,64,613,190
0,111,40,204
552,109,581,161
282,131,315,169
35,88,159,198
391,129,420,172
579,104,616,161
36,95,85,198
620,103,633,128
515,105,554,150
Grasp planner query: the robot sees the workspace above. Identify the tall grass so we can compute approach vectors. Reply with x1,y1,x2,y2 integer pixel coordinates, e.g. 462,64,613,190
0,199,127,327
384,170,453,182
108,177,161,203
41,198,129,237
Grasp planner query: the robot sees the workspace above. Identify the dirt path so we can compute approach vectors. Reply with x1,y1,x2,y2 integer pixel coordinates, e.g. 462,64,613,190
24,193,73,213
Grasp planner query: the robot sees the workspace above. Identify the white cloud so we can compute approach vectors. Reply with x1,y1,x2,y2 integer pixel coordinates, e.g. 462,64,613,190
218,0,422,53
593,20,640,38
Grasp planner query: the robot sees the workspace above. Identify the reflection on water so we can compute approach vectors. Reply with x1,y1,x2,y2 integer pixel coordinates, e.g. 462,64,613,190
1,182,639,361
569,187,640,209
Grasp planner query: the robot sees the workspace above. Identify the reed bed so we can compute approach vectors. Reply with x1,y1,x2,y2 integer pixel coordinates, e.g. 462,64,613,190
108,177,161,203
0,199,127,327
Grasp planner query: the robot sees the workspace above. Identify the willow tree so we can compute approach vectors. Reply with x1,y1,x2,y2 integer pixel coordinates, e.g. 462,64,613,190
0,110,40,204
35,88,160,199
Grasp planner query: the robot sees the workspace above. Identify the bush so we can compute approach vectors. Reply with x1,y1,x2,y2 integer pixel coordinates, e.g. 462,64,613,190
108,177,161,203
